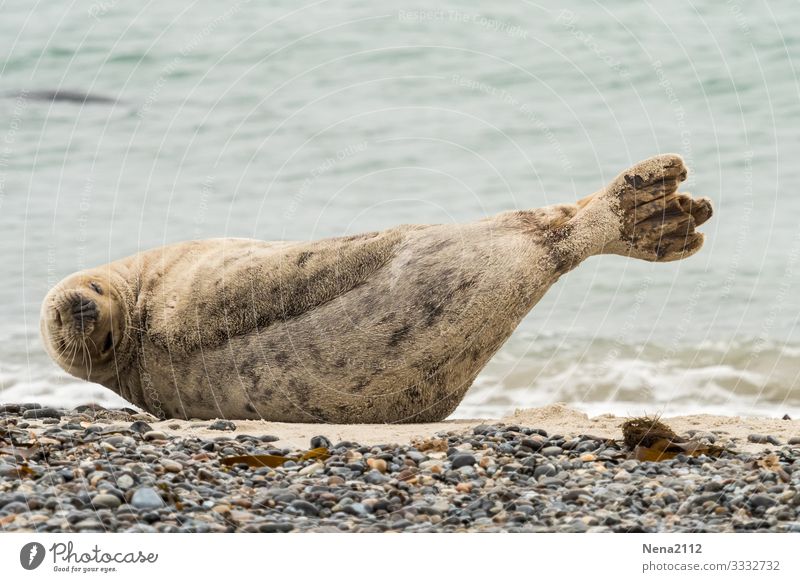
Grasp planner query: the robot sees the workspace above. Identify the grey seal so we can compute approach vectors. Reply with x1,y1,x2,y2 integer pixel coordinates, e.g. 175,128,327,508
40,154,712,423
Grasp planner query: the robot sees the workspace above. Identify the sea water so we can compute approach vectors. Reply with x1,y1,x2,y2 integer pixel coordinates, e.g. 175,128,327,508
1,0,799,418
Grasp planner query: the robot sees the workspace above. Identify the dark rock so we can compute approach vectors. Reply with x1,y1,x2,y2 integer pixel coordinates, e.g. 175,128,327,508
310,435,332,449
472,425,497,436
364,470,388,485
0,501,29,514
290,500,319,516
22,407,62,420
451,454,477,469
748,434,781,445
520,438,544,451
129,420,154,434
406,450,427,463
259,522,294,533
209,420,236,431
0,464,20,479
273,493,297,504
37,471,65,486
562,489,590,502
534,464,557,479
73,403,108,413
749,494,777,509
344,503,368,517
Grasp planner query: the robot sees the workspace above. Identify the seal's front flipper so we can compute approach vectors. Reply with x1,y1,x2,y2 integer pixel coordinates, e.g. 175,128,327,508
597,154,713,262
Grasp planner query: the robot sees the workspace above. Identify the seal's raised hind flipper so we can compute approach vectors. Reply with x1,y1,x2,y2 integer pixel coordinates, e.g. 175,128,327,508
591,154,713,262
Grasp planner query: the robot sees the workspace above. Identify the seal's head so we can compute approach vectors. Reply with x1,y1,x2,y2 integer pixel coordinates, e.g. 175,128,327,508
40,267,133,383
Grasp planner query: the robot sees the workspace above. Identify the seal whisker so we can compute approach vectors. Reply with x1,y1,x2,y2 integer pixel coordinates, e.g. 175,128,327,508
64,338,81,372
82,339,94,379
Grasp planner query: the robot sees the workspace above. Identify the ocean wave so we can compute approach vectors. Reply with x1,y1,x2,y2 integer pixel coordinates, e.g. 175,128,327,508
2,335,798,419
454,336,800,419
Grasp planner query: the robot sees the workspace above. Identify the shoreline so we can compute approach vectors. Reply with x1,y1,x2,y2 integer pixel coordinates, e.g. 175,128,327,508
152,403,800,454
1,403,799,532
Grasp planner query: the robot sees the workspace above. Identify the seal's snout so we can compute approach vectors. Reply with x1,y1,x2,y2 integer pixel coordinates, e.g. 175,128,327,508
69,295,98,331
42,270,128,384
50,292,99,336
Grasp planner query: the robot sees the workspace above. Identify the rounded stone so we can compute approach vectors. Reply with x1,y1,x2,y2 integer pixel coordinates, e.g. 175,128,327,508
533,464,557,479
129,421,154,434
116,475,135,490
310,435,333,449
209,420,236,431
451,454,477,469
130,487,165,510
160,459,183,473
91,494,121,509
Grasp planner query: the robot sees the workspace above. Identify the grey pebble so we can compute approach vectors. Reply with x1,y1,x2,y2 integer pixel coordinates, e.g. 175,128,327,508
289,500,319,516
0,501,30,514
22,407,62,420
364,470,388,485
129,420,154,434
91,494,121,509
209,420,236,431
747,434,781,445
259,522,294,533
344,503,368,517
0,464,19,479
130,487,165,510
451,454,477,469
310,435,332,449
406,450,427,463
749,494,777,508
115,475,135,491
534,464,557,479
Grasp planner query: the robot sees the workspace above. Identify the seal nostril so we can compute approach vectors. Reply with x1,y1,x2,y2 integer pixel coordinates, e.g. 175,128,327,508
71,296,94,312
69,295,99,332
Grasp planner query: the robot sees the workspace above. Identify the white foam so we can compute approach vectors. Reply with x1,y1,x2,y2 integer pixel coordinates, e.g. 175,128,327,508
0,368,129,410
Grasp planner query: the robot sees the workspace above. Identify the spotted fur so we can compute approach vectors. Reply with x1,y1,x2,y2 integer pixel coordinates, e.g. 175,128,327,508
41,154,712,423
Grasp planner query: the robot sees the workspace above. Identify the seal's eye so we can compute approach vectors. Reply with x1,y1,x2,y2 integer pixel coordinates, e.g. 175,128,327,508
102,332,113,352
90,281,103,295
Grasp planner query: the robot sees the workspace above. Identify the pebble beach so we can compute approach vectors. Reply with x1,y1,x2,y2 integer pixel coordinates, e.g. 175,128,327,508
1,403,799,533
